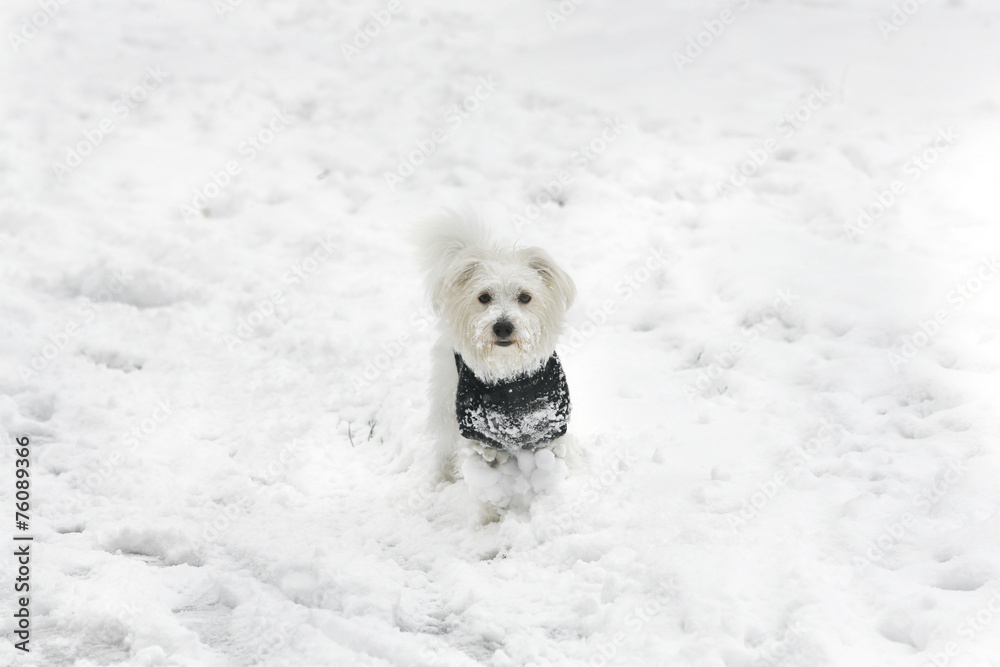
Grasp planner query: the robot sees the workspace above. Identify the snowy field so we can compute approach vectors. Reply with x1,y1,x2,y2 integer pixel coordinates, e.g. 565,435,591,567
2,0,1000,665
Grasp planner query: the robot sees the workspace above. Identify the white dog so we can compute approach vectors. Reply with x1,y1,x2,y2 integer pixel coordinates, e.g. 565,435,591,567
415,210,577,495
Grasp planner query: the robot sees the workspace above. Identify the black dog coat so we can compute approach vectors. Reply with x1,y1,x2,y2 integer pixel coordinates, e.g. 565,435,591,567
455,352,570,452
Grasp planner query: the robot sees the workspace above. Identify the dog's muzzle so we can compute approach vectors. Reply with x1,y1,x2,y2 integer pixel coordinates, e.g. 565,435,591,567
493,319,514,346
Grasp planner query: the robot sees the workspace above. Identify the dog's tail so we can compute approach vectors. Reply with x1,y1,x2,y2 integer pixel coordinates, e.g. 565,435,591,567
411,207,495,308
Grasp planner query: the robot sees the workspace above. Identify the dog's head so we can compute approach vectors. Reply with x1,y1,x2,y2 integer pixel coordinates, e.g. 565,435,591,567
434,245,575,382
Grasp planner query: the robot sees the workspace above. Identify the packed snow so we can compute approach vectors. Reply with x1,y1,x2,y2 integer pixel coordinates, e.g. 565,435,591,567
2,0,1000,665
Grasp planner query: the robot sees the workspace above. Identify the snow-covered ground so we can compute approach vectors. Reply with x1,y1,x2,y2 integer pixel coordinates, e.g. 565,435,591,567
2,0,1000,665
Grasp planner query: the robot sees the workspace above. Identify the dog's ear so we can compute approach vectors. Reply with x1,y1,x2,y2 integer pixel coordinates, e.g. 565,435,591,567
432,251,482,314
521,247,576,309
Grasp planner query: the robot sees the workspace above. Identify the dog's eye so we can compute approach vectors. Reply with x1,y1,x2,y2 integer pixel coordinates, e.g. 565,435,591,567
518,293,531,304
478,293,492,304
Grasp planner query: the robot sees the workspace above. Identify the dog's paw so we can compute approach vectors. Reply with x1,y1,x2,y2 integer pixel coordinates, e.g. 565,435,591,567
461,446,569,511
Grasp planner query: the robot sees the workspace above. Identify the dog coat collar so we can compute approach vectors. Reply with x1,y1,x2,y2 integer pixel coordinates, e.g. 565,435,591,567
454,352,570,452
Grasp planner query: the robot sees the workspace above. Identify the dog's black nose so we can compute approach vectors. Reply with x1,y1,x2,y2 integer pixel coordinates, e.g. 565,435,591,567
493,320,514,339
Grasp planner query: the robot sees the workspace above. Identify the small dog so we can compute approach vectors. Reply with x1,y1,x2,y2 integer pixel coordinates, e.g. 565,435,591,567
416,210,576,486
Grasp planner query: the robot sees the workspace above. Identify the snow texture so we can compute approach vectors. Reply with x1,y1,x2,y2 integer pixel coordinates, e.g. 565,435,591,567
2,0,1000,666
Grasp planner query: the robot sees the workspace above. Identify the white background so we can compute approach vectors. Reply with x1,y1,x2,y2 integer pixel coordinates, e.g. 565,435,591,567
1,0,999,665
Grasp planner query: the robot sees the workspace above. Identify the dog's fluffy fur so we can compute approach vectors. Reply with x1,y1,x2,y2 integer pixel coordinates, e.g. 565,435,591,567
415,210,576,481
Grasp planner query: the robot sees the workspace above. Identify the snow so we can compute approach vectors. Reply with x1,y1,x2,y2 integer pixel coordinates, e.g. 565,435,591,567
2,0,1000,665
